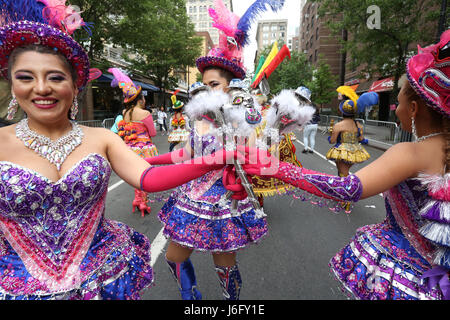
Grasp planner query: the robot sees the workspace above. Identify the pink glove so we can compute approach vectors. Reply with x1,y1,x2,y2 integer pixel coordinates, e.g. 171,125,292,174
145,148,191,165
142,115,157,137
222,165,249,200
243,160,363,203
140,149,243,193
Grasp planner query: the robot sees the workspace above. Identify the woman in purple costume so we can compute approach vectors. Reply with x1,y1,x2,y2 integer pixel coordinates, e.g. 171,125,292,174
243,31,450,300
0,0,234,300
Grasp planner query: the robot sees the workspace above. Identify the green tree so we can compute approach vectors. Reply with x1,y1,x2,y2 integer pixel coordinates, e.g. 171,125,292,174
306,55,338,107
113,0,202,105
316,0,440,96
70,0,149,69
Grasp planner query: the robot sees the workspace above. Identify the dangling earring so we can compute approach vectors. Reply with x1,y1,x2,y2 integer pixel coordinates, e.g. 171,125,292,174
70,97,79,120
411,117,418,141
6,95,19,120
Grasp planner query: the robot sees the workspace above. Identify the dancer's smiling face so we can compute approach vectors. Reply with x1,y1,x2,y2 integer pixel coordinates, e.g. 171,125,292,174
10,49,77,123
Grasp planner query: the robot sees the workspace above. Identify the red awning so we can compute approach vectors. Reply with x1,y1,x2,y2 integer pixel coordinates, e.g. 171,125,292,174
369,77,394,92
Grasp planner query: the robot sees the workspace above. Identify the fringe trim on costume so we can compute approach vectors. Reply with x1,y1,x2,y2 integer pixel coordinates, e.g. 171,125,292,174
419,222,450,247
434,247,450,268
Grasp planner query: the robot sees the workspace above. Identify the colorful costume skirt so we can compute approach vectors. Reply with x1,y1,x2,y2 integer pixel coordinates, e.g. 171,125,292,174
158,174,268,252
0,219,153,300
329,220,443,300
129,144,158,158
326,142,370,164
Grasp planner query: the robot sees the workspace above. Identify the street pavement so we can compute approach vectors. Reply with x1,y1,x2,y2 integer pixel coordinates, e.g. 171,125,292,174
104,127,387,300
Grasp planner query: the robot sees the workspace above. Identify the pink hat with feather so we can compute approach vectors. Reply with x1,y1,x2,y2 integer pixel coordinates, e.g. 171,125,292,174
196,0,285,80
406,29,450,117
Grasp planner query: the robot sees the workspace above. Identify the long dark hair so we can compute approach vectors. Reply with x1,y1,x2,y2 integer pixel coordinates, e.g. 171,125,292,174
123,91,144,121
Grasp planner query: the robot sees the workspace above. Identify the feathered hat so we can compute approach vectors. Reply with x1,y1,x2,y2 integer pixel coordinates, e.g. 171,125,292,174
0,0,96,90
108,67,142,104
339,92,379,116
406,30,450,117
196,0,285,80
171,89,184,110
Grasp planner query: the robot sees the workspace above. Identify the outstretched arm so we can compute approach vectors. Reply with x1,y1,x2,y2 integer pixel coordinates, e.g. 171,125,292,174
242,142,421,202
104,128,239,192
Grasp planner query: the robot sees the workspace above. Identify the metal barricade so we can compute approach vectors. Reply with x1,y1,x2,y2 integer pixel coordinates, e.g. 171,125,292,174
318,114,409,147
363,119,399,145
102,118,115,129
76,120,105,128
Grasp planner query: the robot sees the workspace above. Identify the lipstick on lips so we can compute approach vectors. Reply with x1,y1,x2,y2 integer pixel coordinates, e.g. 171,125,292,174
32,97,58,109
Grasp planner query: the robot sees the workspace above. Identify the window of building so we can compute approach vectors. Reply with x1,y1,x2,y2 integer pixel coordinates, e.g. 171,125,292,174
271,25,278,31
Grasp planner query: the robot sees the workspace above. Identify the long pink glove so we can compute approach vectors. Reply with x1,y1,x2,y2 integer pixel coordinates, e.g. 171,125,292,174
140,150,240,193
243,160,363,203
145,148,191,165
142,115,157,137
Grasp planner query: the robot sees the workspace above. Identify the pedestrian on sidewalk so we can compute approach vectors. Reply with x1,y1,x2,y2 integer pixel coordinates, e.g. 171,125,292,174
296,86,319,154
157,106,168,134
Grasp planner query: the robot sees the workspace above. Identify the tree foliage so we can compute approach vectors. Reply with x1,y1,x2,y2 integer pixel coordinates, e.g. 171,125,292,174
255,43,337,106
316,0,441,95
71,0,202,93
306,55,338,106
112,0,202,94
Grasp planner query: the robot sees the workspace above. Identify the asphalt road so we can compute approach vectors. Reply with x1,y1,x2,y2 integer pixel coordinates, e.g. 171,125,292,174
104,127,387,300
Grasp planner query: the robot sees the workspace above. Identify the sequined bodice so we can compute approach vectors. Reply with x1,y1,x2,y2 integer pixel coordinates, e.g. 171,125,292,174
0,153,111,291
190,127,222,157
383,178,436,264
340,131,359,144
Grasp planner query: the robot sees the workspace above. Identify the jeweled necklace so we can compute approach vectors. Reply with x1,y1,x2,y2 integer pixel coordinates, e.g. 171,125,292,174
15,118,84,171
416,132,443,142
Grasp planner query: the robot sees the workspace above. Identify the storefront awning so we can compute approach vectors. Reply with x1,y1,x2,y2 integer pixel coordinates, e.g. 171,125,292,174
355,80,374,94
369,77,394,92
95,74,160,92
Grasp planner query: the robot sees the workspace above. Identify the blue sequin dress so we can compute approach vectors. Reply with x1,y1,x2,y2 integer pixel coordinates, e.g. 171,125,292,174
158,128,268,252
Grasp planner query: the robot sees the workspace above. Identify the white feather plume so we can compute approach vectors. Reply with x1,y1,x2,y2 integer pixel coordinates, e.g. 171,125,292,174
266,89,315,134
184,90,229,120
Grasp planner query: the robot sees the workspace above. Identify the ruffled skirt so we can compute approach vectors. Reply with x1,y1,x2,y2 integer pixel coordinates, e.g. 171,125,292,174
329,221,443,300
326,143,370,164
158,179,268,252
0,219,153,300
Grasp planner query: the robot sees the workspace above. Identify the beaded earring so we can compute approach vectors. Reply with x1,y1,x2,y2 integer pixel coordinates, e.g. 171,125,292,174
411,117,418,140
6,95,19,120
70,97,79,120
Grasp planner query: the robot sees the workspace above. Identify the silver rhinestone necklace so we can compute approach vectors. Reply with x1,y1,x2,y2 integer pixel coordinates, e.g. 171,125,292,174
416,132,442,142
15,118,84,171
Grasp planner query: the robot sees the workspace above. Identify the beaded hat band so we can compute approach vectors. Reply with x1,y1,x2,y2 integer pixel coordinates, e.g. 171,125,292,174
0,20,90,90
406,30,450,118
